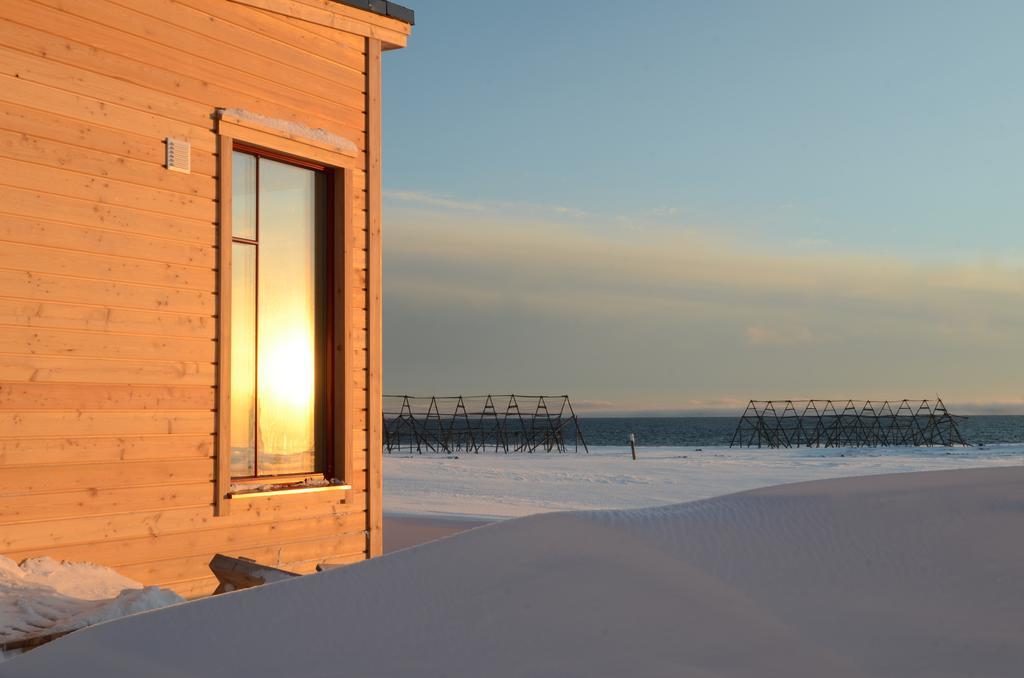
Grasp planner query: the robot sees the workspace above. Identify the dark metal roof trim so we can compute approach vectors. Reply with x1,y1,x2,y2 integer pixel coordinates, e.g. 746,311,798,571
332,0,414,25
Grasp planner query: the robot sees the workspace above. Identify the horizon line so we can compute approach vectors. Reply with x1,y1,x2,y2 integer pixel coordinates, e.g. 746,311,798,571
574,403,1024,418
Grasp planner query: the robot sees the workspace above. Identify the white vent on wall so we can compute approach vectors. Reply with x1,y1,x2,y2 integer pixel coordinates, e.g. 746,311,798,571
165,138,191,174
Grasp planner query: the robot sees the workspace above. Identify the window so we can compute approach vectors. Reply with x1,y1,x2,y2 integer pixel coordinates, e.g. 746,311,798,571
229,147,329,478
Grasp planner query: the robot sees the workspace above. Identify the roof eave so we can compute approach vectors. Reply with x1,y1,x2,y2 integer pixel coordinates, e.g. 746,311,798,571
335,0,414,26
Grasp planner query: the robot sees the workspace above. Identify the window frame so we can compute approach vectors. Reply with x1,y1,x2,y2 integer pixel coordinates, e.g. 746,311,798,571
228,143,330,482
215,123,357,516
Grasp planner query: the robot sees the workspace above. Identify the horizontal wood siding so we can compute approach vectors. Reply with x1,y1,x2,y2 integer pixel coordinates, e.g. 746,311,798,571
0,0,390,596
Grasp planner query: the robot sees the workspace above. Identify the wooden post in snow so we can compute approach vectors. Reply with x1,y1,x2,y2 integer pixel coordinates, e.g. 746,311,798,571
629,433,637,461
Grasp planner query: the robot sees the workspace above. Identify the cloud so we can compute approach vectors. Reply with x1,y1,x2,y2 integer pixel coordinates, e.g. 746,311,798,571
386,208,1024,324
385,189,590,220
383,190,486,211
382,201,1024,408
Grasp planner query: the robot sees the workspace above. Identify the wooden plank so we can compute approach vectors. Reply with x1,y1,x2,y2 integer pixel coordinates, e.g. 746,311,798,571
0,185,216,246
253,2,366,52
0,12,367,139
270,532,366,567
347,471,367,493
219,0,368,52
350,287,370,312
0,99,217,177
10,1,367,117
0,156,215,224
340,326,368,351
143,536,366,586
0,383,214,411
0,411,214,440
2,485,364,565
0,481,213,524
342,219,369,252
35,309,212,356
0,125,214,199
0,269,215,317
229,488,367,520
349,244,368,272
2,494,367,573
229,0,410,48
1,504,366,559
348,370,369,393
0,241,215,292
0,43,216,139
0,458,213,495
0,71,215,153
215,135,232,517
105,0,366,89
172,0,368,71
353,187,367,213
0,434,213,466
0,298,214,340
0,213,214,269
0,354,214,386
0,326,216,363
366,38,384,557
350,326,368,348
119,530,366,587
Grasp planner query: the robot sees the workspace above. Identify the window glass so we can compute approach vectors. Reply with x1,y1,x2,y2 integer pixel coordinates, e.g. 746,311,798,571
229,242,257,477
231,151,257,240
256,159,318,475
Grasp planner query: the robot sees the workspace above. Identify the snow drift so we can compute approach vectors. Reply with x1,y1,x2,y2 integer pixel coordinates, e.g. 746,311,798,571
3,466,1023,677
0,558,183,661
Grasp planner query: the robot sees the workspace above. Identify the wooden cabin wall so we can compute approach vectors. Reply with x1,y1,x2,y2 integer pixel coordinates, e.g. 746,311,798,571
0,0,396,598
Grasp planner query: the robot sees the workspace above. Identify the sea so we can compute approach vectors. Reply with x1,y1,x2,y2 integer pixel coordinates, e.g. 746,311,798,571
576,415,1024,448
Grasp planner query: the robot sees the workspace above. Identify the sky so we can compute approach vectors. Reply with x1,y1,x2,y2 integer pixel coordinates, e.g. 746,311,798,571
378,0,1024,415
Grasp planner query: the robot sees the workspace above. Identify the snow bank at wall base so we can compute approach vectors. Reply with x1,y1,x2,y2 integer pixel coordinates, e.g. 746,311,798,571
0,557,184,661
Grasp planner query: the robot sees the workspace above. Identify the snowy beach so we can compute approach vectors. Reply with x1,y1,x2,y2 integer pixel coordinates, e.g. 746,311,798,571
383,444,1024,520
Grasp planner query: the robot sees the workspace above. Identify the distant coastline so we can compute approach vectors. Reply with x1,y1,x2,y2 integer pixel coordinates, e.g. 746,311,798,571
575,414,1024,447
577,405,1024,418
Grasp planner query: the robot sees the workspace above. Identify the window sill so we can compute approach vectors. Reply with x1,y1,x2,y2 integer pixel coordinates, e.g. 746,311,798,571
228,482,351,500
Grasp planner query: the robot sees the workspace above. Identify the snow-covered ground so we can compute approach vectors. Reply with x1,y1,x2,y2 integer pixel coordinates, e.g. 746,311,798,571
6,466,1023,677
384,443,1024,518
2,446,1021,674
0,558,183,662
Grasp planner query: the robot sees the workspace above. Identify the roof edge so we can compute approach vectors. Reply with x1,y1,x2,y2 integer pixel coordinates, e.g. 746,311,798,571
333,0,414,25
